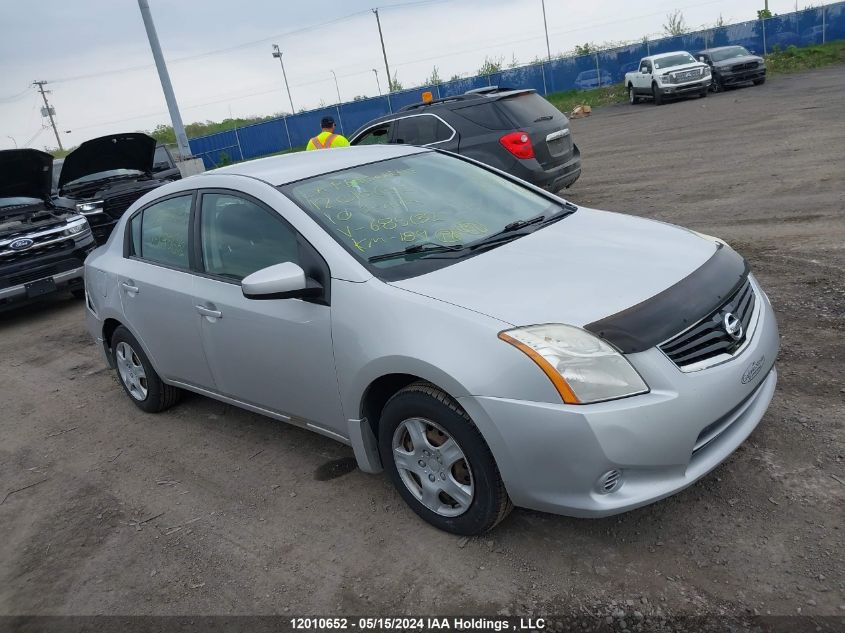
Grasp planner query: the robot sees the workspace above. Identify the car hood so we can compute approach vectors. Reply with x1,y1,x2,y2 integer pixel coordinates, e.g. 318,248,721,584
657,61,708,74
0,149,53,201
713,55,763,68
389,208,717,328
59,133,156,189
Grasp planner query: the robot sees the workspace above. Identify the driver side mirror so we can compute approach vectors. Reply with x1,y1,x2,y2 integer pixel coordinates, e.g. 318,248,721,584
641,67,649,74
242,262,323,300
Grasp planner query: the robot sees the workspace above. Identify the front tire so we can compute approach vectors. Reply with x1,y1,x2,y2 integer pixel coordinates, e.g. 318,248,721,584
111,326,181,413
70,288,86,300
652,83,663,105
378,382,512,535
628,85,639,105
753,77,766,86
699,87,708,98
711,76,723,93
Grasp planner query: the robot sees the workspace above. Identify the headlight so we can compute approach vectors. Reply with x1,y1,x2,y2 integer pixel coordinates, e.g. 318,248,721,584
63,219,90,237
76,200,104,214
660,75,674,84
499,324,649,404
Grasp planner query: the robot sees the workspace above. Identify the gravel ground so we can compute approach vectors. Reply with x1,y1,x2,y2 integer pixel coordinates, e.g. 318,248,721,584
1,67,843,624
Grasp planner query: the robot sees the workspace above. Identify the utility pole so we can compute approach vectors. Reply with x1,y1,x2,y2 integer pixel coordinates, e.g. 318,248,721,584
33,81,63,151
372,9,392,92
330,70,342,104
272,44,295,114
372,69,382,96
541,0,552,62
137,0,191,159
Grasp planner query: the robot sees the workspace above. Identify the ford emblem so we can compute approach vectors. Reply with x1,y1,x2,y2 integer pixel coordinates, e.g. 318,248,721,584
9,238,34,251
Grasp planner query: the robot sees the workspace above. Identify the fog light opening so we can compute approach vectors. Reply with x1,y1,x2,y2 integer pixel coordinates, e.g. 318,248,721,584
597,469,623,494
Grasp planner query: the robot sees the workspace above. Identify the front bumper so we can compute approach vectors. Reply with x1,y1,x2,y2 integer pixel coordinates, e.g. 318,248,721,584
0,233,95,306
720,68,767,85
458,280,779,517
658,79,711,96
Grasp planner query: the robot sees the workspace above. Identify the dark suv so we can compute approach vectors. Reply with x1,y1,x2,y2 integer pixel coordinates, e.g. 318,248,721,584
0,149,95,309
696,46,766,92
350,87,581,192
53,133,175,244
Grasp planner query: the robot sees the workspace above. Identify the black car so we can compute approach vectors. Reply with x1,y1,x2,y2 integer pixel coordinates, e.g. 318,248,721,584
53,133,175,244
0,149,95,309
696,46,767,92
350,87,581,192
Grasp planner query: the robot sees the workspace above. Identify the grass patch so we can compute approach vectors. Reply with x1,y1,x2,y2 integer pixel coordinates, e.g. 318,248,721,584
765,39,845,74
545,84,628,114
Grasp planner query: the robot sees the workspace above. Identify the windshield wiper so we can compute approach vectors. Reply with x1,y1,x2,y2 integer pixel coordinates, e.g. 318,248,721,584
367,241,464,263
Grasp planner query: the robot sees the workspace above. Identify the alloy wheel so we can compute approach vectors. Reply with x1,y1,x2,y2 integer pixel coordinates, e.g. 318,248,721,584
391,417,474,517
116,341,148,401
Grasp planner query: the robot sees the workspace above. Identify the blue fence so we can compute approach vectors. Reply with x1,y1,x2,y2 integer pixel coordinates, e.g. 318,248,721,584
189,2,845,168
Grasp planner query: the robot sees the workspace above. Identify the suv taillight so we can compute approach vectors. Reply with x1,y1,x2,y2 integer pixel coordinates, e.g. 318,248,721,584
499,131,535,159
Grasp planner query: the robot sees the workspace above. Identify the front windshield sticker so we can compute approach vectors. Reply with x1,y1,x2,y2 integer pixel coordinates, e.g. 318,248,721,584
285,153,557,267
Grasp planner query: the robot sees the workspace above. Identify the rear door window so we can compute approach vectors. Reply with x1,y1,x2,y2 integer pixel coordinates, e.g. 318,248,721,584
496,92,562,126
392,115,453,145
134,195,192,269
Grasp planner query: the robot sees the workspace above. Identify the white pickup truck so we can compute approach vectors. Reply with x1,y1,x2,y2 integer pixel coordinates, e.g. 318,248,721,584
625,51,712,105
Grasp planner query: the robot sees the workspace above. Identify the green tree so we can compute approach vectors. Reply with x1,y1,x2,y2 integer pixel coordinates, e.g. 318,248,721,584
663,9,688,36
425,66,442,85
507,53,520,69
389,70,403,92
477,55,503,76
574,43,595,56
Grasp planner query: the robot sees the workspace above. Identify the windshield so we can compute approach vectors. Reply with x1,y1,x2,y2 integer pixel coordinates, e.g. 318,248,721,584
64,168,143,187
281,152,562,278
710,46,751,62
153,145,173,170
51,160,63,192
653,53,697,69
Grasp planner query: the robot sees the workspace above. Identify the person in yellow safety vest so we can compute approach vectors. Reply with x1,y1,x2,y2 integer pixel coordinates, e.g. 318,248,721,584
305,116,350,151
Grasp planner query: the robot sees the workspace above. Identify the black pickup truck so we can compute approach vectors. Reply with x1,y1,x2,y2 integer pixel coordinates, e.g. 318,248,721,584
53,133,177,244
0,149,95,309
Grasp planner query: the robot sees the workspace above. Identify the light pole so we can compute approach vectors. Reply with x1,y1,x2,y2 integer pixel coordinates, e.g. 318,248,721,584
541,0,552,62
372,9,392,92
272,44,295,114
330,70,342,104
137,0,190,158
372,69,382,96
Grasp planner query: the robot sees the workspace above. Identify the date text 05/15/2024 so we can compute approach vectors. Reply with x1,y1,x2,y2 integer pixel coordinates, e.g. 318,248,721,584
289,617,546,631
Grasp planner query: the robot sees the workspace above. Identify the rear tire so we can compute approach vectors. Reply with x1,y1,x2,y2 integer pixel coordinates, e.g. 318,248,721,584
652,83,663,105
378,382,512,535
111,326,181,413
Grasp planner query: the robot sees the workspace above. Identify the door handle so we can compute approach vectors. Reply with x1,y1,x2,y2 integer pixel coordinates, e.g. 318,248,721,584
195,305,222,319
121,281,140,294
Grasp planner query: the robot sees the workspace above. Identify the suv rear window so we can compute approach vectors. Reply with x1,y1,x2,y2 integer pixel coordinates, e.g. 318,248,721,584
496,92,562,126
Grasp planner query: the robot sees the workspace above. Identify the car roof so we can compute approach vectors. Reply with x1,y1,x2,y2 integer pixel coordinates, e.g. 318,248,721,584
205,144,428,186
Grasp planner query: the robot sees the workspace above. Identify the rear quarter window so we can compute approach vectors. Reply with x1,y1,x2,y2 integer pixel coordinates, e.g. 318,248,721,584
451,102,513,130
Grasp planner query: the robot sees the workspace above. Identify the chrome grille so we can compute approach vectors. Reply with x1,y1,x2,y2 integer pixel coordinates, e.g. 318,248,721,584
660,278,756,370
673,68,703,82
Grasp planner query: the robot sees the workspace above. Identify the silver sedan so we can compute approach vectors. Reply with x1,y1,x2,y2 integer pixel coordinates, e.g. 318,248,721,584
84,145,779,534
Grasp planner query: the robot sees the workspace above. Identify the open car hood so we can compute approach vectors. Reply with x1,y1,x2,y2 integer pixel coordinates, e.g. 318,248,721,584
0,149,54,201
58,133,156,189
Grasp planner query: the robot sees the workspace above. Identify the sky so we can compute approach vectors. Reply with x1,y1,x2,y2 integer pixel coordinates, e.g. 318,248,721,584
0,0,814,151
